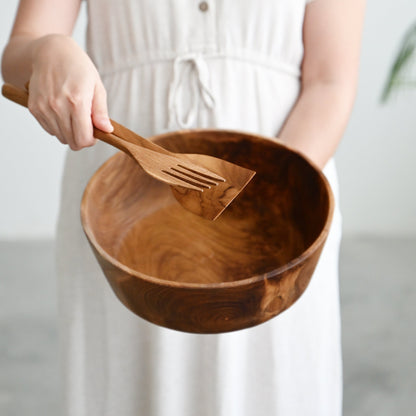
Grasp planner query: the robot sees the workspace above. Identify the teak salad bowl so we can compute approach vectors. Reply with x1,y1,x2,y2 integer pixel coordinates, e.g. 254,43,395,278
81,130,334,333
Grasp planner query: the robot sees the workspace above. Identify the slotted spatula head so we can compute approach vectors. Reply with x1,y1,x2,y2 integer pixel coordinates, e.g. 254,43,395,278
170,153,255,220
98,120,256,221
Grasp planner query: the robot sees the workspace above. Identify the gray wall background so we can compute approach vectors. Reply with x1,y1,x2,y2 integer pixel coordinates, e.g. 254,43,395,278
1,0,415,239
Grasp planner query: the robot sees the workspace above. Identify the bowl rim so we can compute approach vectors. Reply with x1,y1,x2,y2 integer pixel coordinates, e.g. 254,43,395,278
80,128,334,289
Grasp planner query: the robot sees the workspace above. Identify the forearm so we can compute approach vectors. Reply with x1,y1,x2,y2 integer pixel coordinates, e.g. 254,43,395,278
285,0,366,169
2,35,44,87
2,0,82,86
278,80,357,169
2,33,83,89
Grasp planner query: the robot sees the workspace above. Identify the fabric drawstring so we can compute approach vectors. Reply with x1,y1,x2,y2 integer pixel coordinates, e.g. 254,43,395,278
168,53,216,129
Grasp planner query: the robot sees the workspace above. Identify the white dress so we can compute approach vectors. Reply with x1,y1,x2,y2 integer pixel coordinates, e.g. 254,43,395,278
56,0,343,415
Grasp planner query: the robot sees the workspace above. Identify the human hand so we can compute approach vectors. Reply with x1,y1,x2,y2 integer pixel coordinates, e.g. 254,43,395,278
28,34,113,150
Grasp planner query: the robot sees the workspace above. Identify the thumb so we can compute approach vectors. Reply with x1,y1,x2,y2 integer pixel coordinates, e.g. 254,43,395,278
91,82,113,132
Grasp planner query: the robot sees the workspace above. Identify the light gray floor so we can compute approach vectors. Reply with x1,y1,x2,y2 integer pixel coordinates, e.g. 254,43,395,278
340,237,416,416
0,237,415,415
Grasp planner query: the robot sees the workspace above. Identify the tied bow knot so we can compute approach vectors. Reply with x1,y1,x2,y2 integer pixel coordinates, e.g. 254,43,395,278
168,53,216,129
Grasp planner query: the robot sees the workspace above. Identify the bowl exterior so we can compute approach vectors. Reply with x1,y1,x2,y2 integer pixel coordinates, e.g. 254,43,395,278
84,233,326,333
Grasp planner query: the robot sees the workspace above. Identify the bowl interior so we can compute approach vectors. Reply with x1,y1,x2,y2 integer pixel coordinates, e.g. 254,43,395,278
82,130,331,285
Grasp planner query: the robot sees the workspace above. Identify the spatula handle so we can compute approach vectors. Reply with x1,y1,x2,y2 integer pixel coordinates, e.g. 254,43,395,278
2,83,29,107
92,127,138,156
1,83,169,155
1,82,140,157
1,83,127,150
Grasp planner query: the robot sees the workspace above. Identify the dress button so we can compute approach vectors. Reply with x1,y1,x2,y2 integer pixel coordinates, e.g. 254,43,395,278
199,1,209,12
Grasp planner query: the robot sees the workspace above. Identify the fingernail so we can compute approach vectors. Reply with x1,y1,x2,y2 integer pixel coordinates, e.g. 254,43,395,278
105,119,114,132
97,118,113,132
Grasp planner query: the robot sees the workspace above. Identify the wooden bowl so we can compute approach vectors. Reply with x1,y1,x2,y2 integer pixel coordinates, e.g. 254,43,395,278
81,130,334,333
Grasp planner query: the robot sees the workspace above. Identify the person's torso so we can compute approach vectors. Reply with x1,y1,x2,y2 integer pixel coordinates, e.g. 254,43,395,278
86,0,308,79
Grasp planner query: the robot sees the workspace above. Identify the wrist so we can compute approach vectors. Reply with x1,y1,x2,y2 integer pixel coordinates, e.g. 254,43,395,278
31,34,78,64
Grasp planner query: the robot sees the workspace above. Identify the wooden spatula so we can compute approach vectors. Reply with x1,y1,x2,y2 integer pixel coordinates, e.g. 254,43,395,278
2,83,255,220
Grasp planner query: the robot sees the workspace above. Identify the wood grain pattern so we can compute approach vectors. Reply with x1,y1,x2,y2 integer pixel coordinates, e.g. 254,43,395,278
81,130,334,333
